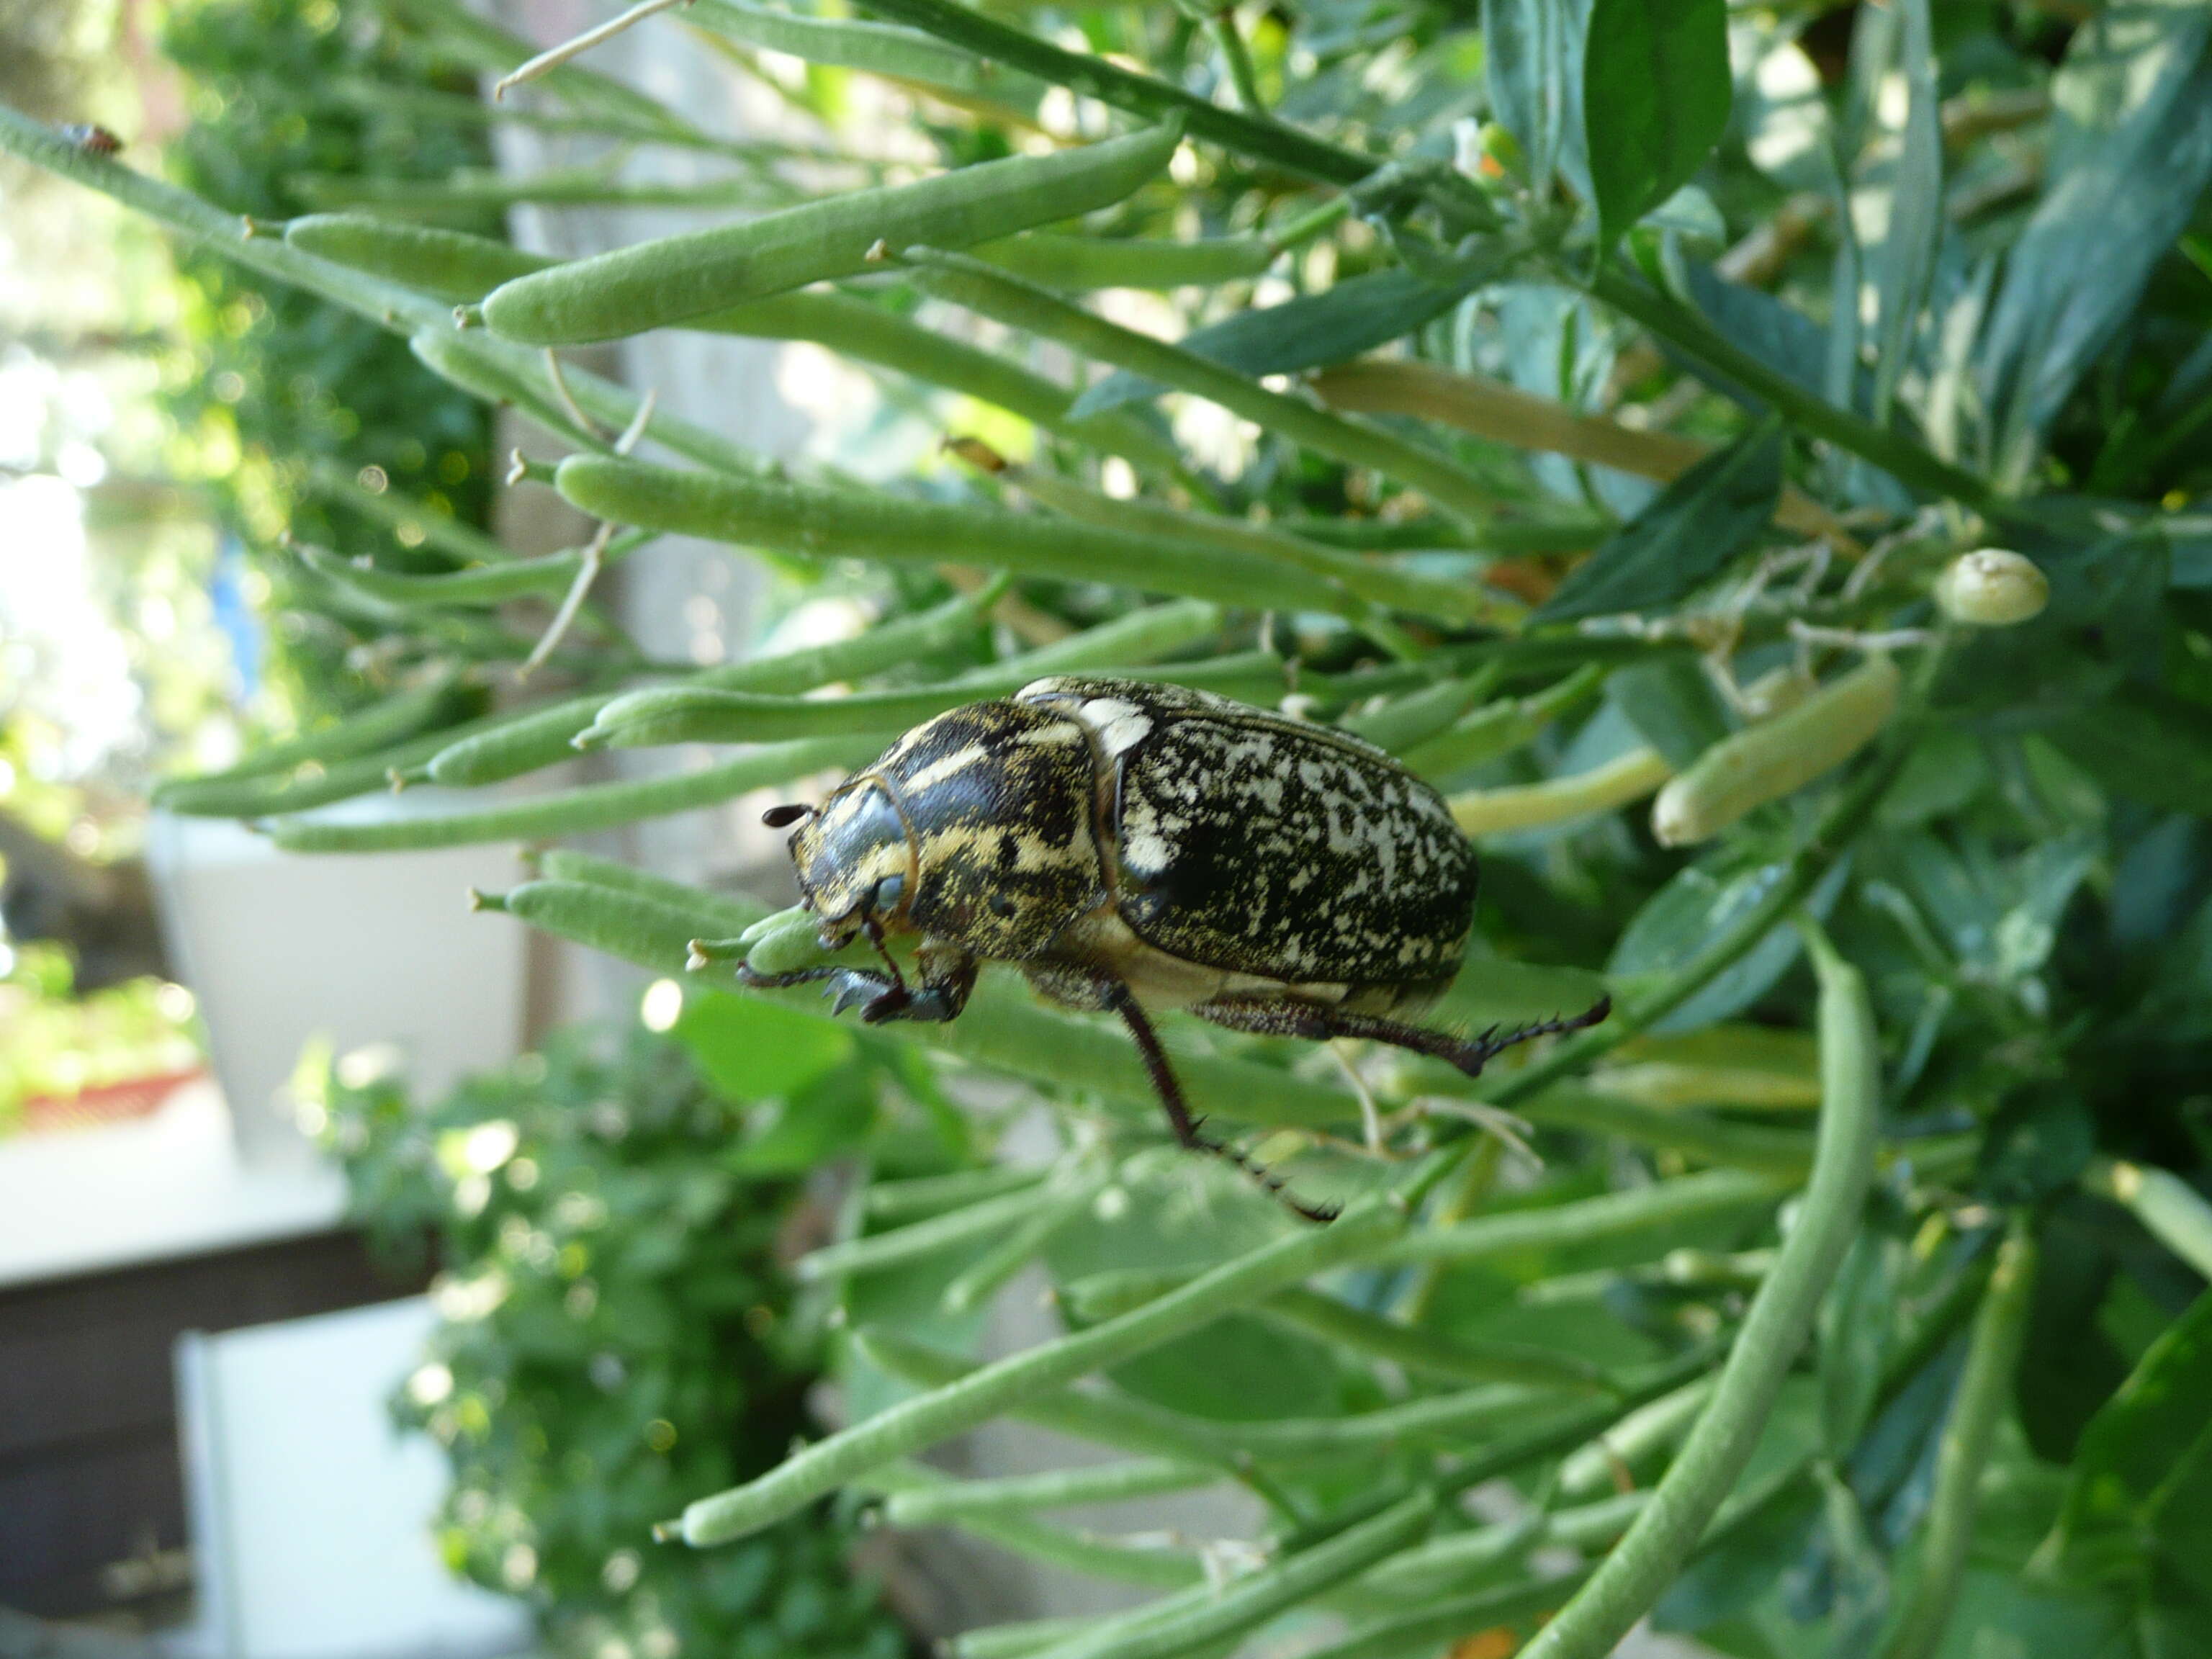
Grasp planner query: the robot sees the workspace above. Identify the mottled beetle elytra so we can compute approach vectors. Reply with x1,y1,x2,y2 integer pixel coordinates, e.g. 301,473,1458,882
743,676,1611,1220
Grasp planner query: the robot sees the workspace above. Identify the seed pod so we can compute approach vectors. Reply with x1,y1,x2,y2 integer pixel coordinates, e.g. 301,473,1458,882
1933,548,2048,626
1650,655,1900,848
285,215,548,302
481,124,1180,343
1449,747,1673,837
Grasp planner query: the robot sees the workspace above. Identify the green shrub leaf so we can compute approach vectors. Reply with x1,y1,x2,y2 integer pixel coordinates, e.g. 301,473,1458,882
1581,0,1732,256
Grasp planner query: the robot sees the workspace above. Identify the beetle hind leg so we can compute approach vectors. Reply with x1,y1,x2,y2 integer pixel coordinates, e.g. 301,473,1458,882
1099,981,1340,1226
1194,993,1613,1080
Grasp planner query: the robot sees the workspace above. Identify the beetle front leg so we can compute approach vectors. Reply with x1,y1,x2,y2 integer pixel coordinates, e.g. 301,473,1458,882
744,941,977,1026
1193,993,1612,1079
884,943,978,1024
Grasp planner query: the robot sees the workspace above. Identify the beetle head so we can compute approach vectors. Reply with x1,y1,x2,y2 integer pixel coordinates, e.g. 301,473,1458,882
775,777,917,946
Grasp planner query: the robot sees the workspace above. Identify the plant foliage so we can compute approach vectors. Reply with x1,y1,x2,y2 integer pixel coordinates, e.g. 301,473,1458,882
316,1024,908,1659
9,0,2212,1654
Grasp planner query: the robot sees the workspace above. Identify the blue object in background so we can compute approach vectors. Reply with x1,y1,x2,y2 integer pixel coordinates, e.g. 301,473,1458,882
209,534,263,703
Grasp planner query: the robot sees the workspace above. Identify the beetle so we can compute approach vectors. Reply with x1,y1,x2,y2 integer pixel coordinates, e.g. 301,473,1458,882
742,675,1609,1218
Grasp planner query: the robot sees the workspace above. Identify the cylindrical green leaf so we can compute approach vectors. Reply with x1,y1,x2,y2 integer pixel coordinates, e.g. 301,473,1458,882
266,737,876,851
971,230,1274,291
793,1182,1066,1282
881,1457,1217,1525
1373,1168,1781,1266
670,1198,1401,1544
1518,924,1881,1659
292,539,596,608
852,1328,1240,1470
1877,1218,2036,1659
285,214,548,302
553,454,1351,611
578,652,1286,750
153,670,472,808
426,583,996,786
482,125,1181,343
1025,1491,1437,1659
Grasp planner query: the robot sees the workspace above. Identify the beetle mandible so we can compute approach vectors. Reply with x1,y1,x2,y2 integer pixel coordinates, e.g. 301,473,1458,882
744,676,1610,1219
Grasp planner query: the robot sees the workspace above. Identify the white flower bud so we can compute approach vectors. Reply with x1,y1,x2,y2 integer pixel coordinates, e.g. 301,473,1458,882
1935,549,2049,626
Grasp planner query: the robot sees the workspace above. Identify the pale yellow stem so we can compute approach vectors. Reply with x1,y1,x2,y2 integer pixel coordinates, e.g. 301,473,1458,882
1310,359,1853,549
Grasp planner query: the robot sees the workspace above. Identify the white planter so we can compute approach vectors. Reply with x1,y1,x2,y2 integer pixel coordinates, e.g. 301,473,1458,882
145,801,529,1167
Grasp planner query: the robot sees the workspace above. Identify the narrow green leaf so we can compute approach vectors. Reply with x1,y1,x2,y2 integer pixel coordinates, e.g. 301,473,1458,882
1484,0,1568,190
1871,0,1943,423
554,455,1351,613
2040,1285,2212,1588
1581,0,1732,254
1537,422,1784,621
2046,684,2212,817
1073,264,1499,417
1608,854,1851,1034
1978,4,2212,470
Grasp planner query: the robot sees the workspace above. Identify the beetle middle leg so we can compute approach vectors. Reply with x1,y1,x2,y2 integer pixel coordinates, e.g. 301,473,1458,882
1088,979,1341,1225
1192,993,1613,1079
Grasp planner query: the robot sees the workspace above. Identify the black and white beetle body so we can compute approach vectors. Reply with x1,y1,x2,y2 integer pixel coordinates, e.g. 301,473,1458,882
748,675,1609,1218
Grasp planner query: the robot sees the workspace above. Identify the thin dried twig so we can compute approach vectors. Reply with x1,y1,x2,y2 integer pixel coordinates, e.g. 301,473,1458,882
513,386,657,680
544,350,612,446
494,0,694,99
1412,1095,1540,1166
1328,1040,1387,1154
518,521,616,680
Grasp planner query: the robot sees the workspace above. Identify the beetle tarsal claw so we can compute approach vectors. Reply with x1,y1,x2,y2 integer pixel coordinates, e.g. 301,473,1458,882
826,971,882,1017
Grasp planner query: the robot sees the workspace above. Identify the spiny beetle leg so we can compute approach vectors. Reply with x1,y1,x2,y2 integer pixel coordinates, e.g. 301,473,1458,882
1460,995,1613,1070
737,963,842,990
1100,980,1339,1226
734,959,904,1019
1195,992,1611,1082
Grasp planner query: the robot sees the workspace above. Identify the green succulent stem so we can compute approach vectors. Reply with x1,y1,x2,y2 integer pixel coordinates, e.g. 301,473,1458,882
1877,1215,2038,1659
1517,918,1883,1659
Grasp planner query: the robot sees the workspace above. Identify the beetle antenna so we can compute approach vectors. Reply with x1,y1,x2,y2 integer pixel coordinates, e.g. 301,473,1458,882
762,802,814,829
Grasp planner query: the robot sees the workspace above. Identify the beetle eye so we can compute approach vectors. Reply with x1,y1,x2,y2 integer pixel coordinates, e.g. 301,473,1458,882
762,802,812,829
871,873,907,912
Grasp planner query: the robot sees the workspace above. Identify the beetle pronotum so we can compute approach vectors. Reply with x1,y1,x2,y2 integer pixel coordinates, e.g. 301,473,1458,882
745,675,1611,1220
